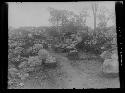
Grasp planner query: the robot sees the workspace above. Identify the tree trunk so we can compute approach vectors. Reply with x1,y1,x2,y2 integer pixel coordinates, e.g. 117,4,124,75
94,12,96,31
92,3,98,31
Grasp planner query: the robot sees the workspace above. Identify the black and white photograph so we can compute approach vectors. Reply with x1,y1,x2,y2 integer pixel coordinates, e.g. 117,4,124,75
8,2,119,89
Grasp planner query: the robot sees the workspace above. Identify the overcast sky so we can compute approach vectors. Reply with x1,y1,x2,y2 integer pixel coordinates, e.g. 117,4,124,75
8,2,115,28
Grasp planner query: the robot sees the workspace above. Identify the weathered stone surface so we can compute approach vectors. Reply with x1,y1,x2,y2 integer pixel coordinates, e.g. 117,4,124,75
102,53,119,73
38,49,50,60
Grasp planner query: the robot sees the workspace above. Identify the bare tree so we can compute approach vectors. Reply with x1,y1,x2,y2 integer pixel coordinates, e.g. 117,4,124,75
80,8,89,26
97,6,115,28
48,7,71,32
48,7,62,32
91,2,98,31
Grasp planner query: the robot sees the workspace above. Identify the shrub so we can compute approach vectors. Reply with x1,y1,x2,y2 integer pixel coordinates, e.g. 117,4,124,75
75,26,117,55
30,44,44,56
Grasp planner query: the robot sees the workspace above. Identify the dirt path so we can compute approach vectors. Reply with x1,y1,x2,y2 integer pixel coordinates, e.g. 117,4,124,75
55,53,120,88
56,55,89,89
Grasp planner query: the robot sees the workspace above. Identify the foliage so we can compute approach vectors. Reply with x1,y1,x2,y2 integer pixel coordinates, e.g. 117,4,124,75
8,67,25,89
76,25,116,55
28,44,44,56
